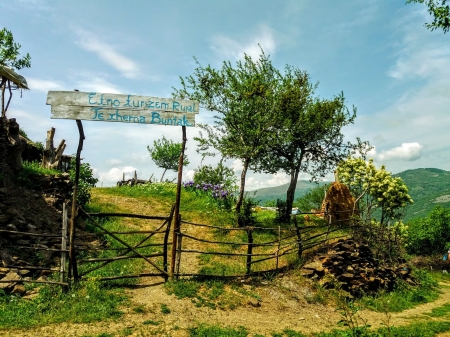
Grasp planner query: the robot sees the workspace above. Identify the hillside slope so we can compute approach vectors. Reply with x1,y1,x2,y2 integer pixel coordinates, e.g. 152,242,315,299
395,168,450,221
247,180,329,204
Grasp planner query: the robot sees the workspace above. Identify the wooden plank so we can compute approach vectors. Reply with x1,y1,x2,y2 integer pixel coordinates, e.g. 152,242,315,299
46,91,199,113
50,105,196,127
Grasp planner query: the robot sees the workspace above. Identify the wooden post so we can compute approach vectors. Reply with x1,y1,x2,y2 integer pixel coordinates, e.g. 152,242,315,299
175,214,182,279
294,215,303,260
134,170,137,181
123,172,125,182
276,226,281,270
60,203,68,288
246,227,253,276
163,204,175,281
170,126,186,279
68,119,85,283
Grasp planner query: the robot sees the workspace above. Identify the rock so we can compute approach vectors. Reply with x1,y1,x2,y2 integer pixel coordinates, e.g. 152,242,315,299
11,284,26,295
0,271,21,289
303,261,324,272
248,297,261,307
300,269,315,277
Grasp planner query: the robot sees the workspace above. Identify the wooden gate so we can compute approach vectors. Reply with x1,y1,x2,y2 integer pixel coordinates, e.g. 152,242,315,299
70,206,174,283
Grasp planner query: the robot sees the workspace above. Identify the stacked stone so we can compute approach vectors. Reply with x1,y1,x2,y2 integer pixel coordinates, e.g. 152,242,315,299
0,173,73,294
301,239,414,296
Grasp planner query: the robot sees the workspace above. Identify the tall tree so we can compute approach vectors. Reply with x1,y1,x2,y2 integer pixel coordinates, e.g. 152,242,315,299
407,0,450,33
1,27,31,117
147,136,190,182
173,51,279,215
256,67,368,219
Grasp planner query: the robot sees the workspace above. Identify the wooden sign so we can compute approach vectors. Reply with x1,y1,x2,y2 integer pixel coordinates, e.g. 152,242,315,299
46,91,198,127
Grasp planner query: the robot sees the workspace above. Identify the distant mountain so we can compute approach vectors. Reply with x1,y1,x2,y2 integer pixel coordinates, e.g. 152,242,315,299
247,180,329,205
246,168,450,221
394,168,450,221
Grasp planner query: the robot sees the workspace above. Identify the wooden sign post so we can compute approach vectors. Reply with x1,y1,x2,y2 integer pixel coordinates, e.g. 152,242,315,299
47,91,198,127
47,90,198,283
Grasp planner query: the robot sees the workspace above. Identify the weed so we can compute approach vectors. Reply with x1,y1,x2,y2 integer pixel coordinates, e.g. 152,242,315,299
360,268,439,312
120,327,133,336
160,303,171,314
143,320,160,325
132,305,147,313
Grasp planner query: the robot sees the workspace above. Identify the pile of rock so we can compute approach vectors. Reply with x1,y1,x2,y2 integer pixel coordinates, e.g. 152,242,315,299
0,173,73,293
28,173,73,211
301,239,414,296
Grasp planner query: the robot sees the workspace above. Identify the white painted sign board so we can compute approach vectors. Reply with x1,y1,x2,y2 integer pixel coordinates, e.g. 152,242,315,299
46,91,198,127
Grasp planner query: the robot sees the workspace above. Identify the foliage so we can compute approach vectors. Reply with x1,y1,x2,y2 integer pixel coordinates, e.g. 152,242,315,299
295,184,328,212
16,160,61,187
174,49,279,214
337,158,413,224
256,66,368,220
183,180,235,210
147,136,189,182
237,197,258,227
360,268,438,312
406,205,450,255
407,0,450,33
0,281,126,329
0,28,31,70
69,158,99,207
276,198,289,222
193,158,237,192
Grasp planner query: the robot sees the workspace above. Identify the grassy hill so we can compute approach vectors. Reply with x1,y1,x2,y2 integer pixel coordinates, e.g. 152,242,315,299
247,180,329,205
395,168,450,221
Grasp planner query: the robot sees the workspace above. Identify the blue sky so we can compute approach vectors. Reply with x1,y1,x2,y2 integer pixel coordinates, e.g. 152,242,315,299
2,0,450,189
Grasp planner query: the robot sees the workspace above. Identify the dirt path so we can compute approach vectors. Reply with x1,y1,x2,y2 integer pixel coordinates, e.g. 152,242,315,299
4,192,450,337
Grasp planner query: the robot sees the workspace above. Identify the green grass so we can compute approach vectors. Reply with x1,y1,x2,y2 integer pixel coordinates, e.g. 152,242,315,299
165,279,256,310
16,161,62,187
79,202,163,286
0,280,127,329
360,269,439,312
426,303,450,317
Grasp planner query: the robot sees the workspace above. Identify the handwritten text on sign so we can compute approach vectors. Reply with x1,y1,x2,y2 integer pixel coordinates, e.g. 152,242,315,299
46,91,198,127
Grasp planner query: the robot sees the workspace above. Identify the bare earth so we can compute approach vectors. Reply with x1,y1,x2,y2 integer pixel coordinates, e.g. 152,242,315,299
4,191,450,337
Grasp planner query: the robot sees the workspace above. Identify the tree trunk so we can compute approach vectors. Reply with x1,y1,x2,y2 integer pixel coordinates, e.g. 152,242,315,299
235,158,249,214
285,167,301,221
160,168,167,182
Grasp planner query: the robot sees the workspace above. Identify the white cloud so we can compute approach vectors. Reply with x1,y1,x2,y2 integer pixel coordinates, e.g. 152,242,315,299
368,143,423,162
230,159,243,172
27,78,63,92
73,74,123,94
97,166,137,186
210,24,276,61
74,28,140,79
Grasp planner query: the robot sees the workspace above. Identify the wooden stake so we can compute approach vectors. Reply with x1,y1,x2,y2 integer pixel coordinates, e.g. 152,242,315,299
170,126,186,279
60,203,68,287
246,227,253,276
68,119,85,282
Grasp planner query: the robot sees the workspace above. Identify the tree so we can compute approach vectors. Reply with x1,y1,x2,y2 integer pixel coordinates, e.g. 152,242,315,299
407,0,450,33
406,205,450,255
294,184,329,213
0,28,30,185
173,50,279,215
256,67,367,219
337,157,413,225
1,27,31,117
147,136,190,182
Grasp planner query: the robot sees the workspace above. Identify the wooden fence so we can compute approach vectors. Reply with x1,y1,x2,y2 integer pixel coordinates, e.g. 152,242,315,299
171,212,357,278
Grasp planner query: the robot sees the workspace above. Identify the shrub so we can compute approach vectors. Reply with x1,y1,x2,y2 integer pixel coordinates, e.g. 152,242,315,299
69,158,98,207
192,159,237,192
406,206,450,255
